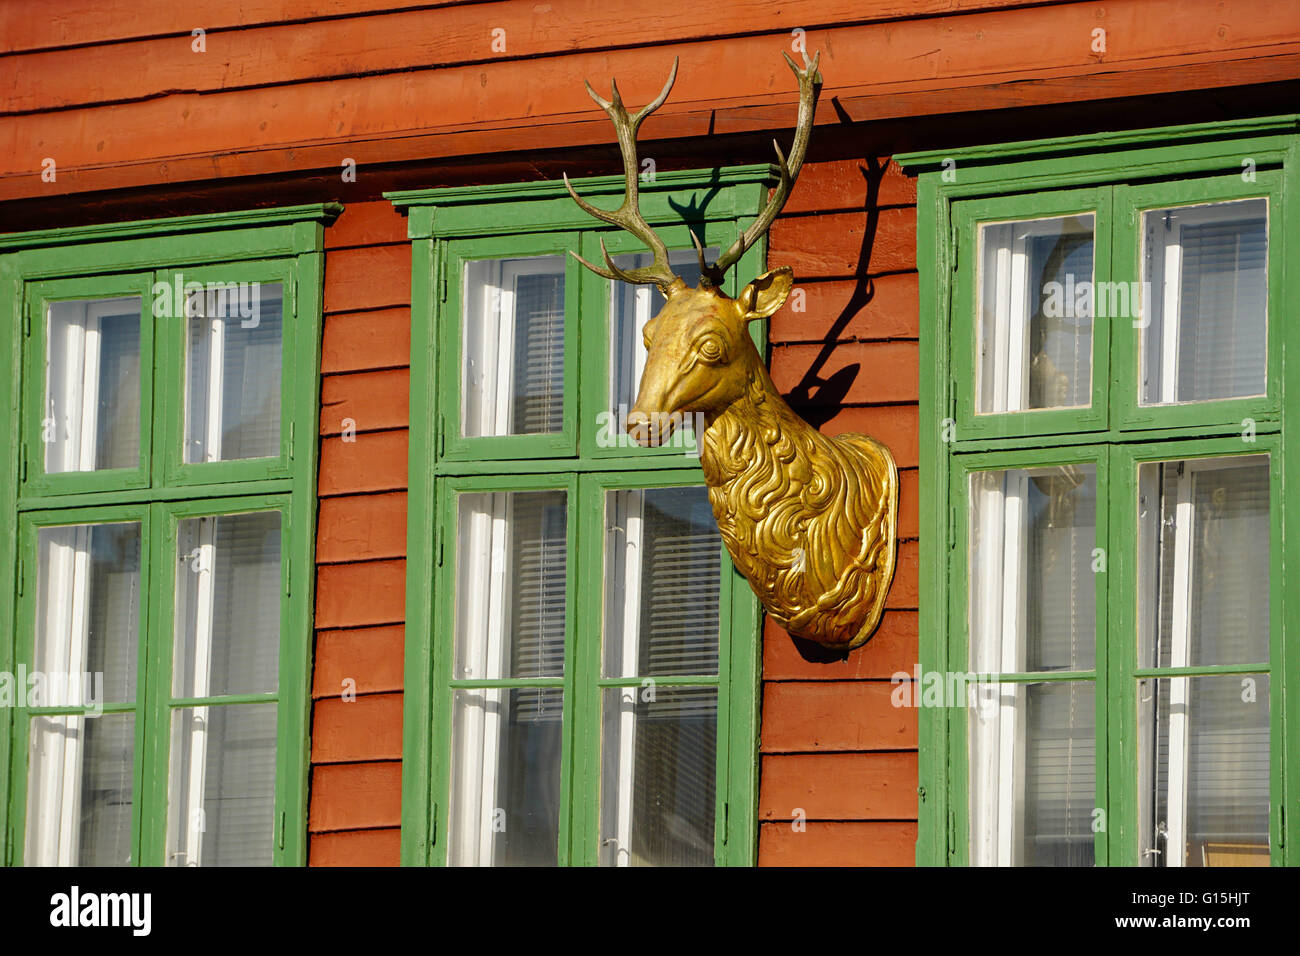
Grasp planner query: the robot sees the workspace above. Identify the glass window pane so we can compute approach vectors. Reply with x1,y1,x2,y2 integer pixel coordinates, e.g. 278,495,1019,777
1137,455,1269,669
184,282,283,462
25,713,135,866
969,464,1097,674
35,522,141,706
969,681,1095,866
607,248,715,450
44,296,141,473
462,256,565,437
173,512,281,698
1140,199,1267,405
600,686,717,867
449,687,563,866
976,215,1094,413
454,491,566,680
1138,674,1269,867
166,702,277,867
604,486,719,678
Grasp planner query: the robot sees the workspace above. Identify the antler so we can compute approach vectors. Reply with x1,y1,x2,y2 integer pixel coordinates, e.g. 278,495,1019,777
705,50,822,285
564,58,682,294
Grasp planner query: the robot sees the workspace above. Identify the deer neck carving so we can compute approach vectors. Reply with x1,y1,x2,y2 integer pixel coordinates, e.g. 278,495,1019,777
565,52,899,649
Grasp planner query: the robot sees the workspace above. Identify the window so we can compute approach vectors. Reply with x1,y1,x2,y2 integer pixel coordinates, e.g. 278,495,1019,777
899,116,1295,866
390,167,771,866
0,204,337,865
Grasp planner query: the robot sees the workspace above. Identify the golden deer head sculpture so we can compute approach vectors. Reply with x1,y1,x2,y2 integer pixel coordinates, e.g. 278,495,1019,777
565,53,898,650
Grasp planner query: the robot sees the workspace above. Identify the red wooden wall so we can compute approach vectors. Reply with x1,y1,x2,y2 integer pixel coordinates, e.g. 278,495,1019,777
760,158,920,865
4,0,1297,868
308,201,412,865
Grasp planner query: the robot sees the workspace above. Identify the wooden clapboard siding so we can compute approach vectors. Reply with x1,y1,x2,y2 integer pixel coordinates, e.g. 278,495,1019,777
309,199,412,866
2,0,1297,198
758,155,921,866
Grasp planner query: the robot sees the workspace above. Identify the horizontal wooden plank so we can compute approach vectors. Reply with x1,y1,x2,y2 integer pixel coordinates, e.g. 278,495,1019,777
325,200,411,249
311,691,404,762
323,245,411,313
817,404,918,469
322,307,412,373
3,1,1297,198
0,0,1069,56
0,1,484,54
770,340,920,405
761,680,917,752
758,820,916,865
898,467,919,539
6,0,1288,117
312,625,406,697
8,56,1298,202
309,827,401,866
317,492,408,563
764,610,919,680
309,761,403,832
759,752,918,820
318,429,408,495
320,368,410,435
770,273,920,344
889,540,919,607
770,207,918,277
315,559,407,628
780,158,918,215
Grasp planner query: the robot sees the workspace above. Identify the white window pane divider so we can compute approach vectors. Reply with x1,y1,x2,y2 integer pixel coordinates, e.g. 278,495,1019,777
454,493,511,865
606,490,645,866
1158,222,1185,406
971,471,1030,866
173,517,218,865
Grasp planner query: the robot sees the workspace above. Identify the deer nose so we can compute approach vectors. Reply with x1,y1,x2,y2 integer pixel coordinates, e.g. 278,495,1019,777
625,408,657,447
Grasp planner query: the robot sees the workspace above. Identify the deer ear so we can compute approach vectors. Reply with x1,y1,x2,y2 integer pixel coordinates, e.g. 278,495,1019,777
738,267,794,322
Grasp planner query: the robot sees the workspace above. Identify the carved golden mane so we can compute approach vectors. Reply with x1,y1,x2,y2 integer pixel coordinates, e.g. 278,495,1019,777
701,367,897,649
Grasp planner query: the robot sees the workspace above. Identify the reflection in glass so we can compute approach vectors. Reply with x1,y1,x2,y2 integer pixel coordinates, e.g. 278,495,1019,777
1140,200,1267,405
1137,455,1269,670
462,257,565,437
35,522,141,706
185,283,283,462
166,703,278,866
600,687,717,867
25,713,134,866
604,486,719,678
44,296,142,473
969,681,1095,866
173,512,281,698
1138,675,1269,867
969,465,1097,674
976,215,1094,413
449,688,563,866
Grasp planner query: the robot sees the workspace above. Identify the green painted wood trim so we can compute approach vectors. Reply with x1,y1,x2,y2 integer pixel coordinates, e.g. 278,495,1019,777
0,204,342,252
0,257,19,864
894,115,1300,174
910,121,1296,867
399,234,438,866
915,170,949,867
400,169,767,866
2,207,328,866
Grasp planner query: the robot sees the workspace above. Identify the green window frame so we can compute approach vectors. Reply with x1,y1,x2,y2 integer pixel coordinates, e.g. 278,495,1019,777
390,167,772,866
0,204,338,866
899,115,1300,866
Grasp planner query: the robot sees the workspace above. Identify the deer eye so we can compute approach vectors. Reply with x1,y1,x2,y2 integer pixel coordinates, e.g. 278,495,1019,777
697,334,726,364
